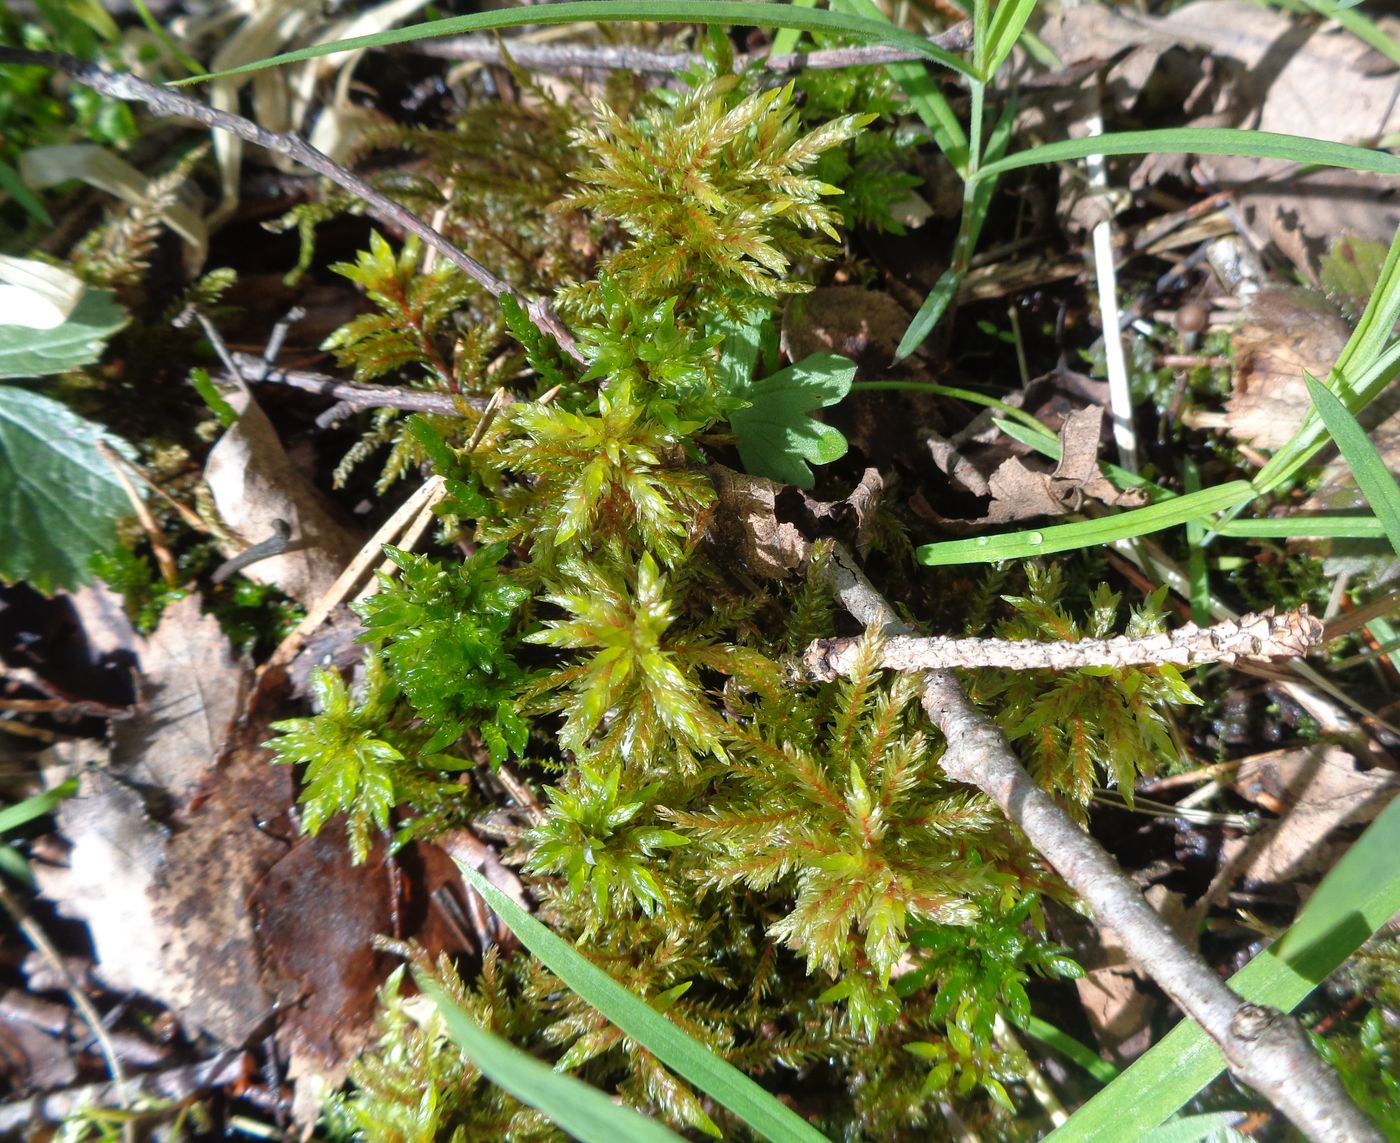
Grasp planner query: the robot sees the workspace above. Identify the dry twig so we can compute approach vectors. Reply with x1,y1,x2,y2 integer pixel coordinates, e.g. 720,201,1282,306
0,48,582,361
229,351,489,416
407,22,971,73
0,881,132,1127
815,544,1382,1143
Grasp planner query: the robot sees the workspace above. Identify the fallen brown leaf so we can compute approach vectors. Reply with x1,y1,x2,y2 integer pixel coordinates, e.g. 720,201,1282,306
1038,0,1400,279
925,406,1144,528
1229,744,1398,886
205,387,363,607
708,466,809,579
1224,287,1352,452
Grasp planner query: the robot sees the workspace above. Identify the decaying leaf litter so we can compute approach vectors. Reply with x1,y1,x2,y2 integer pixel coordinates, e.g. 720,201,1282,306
1,0,1399,1139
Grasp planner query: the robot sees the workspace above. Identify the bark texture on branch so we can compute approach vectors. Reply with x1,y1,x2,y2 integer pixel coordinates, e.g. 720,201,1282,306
802,607,1323,679
816,545,1381,1143
228,352,494,416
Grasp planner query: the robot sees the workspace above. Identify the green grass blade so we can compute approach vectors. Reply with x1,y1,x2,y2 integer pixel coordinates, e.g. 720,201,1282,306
0,778,78,837
184,1,974,85
895,269,963,360
1139,1114,1249,1143
769,0,817,56
974,128,1400,182
1014,1013,1120,1085
853,381,1045,437
0,844,32,883
992,417,1156,493
828,0,969,167
1211,516,1386,539
420,978,689,1143
896,98,1011,356
984,0,1038,75
453,861,832,1143
1183,459,1210,627
915,482,1254,565
1048,791,1400,1142
1296,0,1400,68
0,158,51,226
1303,373,1400,556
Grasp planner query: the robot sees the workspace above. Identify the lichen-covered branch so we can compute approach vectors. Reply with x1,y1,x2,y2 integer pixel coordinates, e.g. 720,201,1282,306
0,48,582,361
802,607,1323,679
815,544,1382,1143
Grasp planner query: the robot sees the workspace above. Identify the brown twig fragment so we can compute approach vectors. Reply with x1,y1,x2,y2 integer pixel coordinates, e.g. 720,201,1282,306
0,48,582,362
0,882,132,1123
227,351,494,417
802,606,1323,680
815,544,1382,1143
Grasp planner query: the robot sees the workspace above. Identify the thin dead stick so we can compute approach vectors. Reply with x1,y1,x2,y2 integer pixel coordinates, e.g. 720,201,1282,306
0,1050,248,1135
230,351,493,416
0,48,582,362
0,882,131,1115
359,387,509,592
816,544,1383,1143
408,22,971,74
802,607,1323,679
96,442,180,586
264,475,447,674
101,447,220,538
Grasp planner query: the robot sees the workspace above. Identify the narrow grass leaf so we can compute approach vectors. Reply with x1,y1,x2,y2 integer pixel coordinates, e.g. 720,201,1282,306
896,100,1011,357
0,159,51,226
974,128,1400,182
829,0,969,167
1360,614,1400,676
984,0,1038,75
1183,459,1210,627
1013,1013,1120,1085
1303,373,1400,556
184,1,974,85
915,482,1254,565
895,268,963,360
1212,516,1386,538
0,844,31,883
993,417,1155,493
1296,0,1400,67
1139,1114,1249,1143
853,381,1044,437
453,861,832,1143
421,979,688,1143
1047,791,1400,1141
0,778,78,836
769,0,817,56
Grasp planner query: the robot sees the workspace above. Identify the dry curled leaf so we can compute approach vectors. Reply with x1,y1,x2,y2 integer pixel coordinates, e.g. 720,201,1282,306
1230,744,1398,886
205,386,362,607
923,405,1145,529
708,465,809,579
1224,287,1352,451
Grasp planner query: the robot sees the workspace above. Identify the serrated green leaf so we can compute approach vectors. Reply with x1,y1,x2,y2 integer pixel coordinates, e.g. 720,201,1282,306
0,290,127,380
0,387,137,593
729,353,854,489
